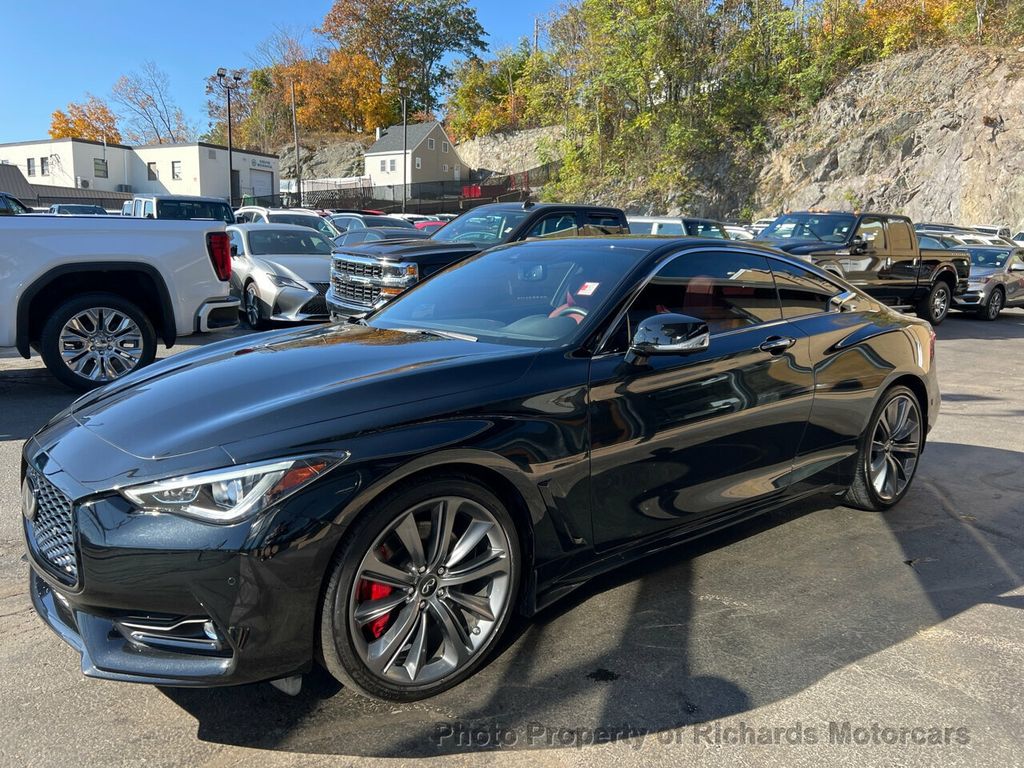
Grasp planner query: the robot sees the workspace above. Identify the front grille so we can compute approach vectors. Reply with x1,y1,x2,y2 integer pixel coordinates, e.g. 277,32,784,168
26,469,78,586
331,273,381,308
301,283,330,316
334,258,383,280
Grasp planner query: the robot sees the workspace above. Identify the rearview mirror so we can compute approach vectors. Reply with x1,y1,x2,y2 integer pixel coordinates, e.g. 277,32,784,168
626,313,709,364
518,264,547,282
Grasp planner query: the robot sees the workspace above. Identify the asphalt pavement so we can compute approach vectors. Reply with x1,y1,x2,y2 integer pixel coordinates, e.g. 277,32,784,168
2,311,1023,768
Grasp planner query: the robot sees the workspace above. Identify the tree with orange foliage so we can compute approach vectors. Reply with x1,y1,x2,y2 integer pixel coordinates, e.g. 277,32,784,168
49,96,122,143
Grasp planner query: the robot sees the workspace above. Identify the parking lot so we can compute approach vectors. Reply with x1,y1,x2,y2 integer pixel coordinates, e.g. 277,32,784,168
2,310,1023,768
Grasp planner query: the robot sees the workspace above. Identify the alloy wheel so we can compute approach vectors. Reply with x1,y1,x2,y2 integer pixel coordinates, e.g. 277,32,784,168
58,307,144,382
868,393,922,502
932,284,950,322
987,289,1004,320
347,496,513,686
245,284,262,327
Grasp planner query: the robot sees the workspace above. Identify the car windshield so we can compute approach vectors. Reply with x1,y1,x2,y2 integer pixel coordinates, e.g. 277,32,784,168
59,205,106,214
429,208,530,244
369,241,643,347
369,216,413,228
761,213,855,243
967,248,1011,268
157,200,234,223
248,229,335,256
270,213,340,238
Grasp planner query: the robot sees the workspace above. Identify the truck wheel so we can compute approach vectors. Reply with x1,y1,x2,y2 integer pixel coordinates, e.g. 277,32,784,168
40,293,157,391
978,287,1004,321
915,281,951,326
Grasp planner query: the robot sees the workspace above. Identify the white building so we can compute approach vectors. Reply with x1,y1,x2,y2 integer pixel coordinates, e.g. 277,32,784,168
0,138,279,202
364,122,466,187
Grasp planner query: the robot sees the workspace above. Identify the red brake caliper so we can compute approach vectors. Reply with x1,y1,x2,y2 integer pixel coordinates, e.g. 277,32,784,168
358,546,395,639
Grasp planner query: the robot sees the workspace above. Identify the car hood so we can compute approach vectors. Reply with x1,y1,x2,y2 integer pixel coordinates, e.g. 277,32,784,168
65,324,537,460
253,253,332,284
338,238,485,263
758,238,840,255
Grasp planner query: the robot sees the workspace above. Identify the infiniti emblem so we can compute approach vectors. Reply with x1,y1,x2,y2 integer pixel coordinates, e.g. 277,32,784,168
419,576,438,597
22,478,37,522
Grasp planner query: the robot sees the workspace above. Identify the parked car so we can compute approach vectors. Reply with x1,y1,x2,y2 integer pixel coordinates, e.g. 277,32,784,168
388,213,436,224
951,246,1024,320
336,227,429,247
234,206,342,240
0,215,238,389
227,224,336,329
1012,231,1024,246
919,229,1015,248
414,220,446,233
330,213,416,233
914,222,972,233
122,194,235,223
750,217,776,235
970,224,1012,239
48,204,108,215
724,225,754,240
0,191,33,215
22,236,938,701
758,211,969,324
628,216,728,238
327,202,629,318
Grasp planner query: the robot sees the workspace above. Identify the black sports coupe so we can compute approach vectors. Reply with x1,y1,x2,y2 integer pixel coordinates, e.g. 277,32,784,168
22,236,938,701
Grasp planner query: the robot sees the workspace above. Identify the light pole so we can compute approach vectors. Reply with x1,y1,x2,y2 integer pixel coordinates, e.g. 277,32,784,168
291,80,301,208
399,83,409,213
216,68,242,204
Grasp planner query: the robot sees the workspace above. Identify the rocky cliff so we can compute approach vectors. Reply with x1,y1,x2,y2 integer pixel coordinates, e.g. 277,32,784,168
757,47,1024,229
454,126,565,177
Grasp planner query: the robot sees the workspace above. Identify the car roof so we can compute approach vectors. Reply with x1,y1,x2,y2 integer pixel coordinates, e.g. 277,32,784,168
138,194,229,203
228,223,328,234
475,202,623,214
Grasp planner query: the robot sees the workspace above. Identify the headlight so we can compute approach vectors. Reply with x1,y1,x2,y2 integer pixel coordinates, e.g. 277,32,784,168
268,273,308,290
382,262,418,280
119,454,347,524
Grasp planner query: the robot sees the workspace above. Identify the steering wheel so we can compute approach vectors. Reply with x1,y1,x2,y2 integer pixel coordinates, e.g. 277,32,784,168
550,305,589,323
451,231,496,243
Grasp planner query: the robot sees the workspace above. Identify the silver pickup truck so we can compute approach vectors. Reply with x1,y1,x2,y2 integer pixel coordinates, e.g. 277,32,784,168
0,214,239,389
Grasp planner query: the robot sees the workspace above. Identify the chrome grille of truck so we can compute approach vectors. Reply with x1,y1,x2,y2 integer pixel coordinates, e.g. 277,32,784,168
25,468,78,586
334,258,384,280
331,274,382,308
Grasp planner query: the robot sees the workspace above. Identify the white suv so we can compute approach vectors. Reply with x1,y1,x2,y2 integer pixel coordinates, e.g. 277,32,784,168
234,206,342,240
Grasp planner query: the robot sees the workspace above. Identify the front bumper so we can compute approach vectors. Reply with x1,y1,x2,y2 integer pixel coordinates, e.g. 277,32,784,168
22,444,361,688
952,285,991,309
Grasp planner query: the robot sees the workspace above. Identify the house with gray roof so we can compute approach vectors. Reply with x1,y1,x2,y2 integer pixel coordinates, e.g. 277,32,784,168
364,121,466,186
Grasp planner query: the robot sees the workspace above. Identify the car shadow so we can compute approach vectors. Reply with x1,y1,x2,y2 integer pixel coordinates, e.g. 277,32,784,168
162,439,1024,757
938,308,1024,340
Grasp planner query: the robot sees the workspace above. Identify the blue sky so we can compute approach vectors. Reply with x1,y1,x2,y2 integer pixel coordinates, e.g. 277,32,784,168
0,1,555,143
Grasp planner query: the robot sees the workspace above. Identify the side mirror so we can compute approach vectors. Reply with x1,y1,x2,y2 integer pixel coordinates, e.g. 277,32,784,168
230,244,239,257
1010,262,1024,272
850,234,866,254
829,289,859,312
626,313,709,364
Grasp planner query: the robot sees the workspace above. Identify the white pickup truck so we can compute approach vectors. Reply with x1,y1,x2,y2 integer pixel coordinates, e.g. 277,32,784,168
0,215,239,390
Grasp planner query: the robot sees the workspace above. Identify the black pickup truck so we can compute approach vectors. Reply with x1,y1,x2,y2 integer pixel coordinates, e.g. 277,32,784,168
327,202,628,318
759,211,969,324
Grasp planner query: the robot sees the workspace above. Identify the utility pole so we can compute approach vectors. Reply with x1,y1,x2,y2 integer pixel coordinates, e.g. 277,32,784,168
291,81,301,207
401,89,408,214
216,68,242,204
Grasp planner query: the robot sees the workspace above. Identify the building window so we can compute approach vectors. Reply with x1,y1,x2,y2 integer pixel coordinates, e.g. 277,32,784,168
442,164,449,172
208,149,217,160
442,141,449,153
427,138,435,150
147,162,158,181
389,158,396,172
26,158,35,176
171,161,182,180
94,158,108,178
415,157,422,170
380,159,386,173
40,157,49,176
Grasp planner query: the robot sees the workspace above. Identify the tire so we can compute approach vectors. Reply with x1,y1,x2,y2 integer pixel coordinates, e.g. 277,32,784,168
844,385,923,511
244,282,269,330
915,280,951,325
320,474,521,701
39,292,157,391
978,287,1004,321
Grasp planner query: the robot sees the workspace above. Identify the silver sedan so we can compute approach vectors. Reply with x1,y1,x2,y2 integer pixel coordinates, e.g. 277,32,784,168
227,224,335,328
952,246,1024,320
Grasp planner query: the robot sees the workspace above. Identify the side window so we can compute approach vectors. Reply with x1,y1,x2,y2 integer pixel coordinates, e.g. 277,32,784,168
692,220,726,238
855,217,887,253
623,251,781,339
526,214,579,239
0,196,11,215
581,213,626,235
143,200,155,218
771,260,843,318
133,200,144,217
653,221,684,235
887,219,914,256
229,230,245,256
918,234,942,250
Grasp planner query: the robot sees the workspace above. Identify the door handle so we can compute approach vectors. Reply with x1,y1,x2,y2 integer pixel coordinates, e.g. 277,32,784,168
759,336,796,355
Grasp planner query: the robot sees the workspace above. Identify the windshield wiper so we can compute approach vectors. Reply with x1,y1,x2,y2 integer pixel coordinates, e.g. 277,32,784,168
394,327,478,342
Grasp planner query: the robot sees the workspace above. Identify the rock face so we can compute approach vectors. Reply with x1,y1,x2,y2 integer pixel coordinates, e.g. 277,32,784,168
278,139,369,180
758,47,1024,229
455,126,565,177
